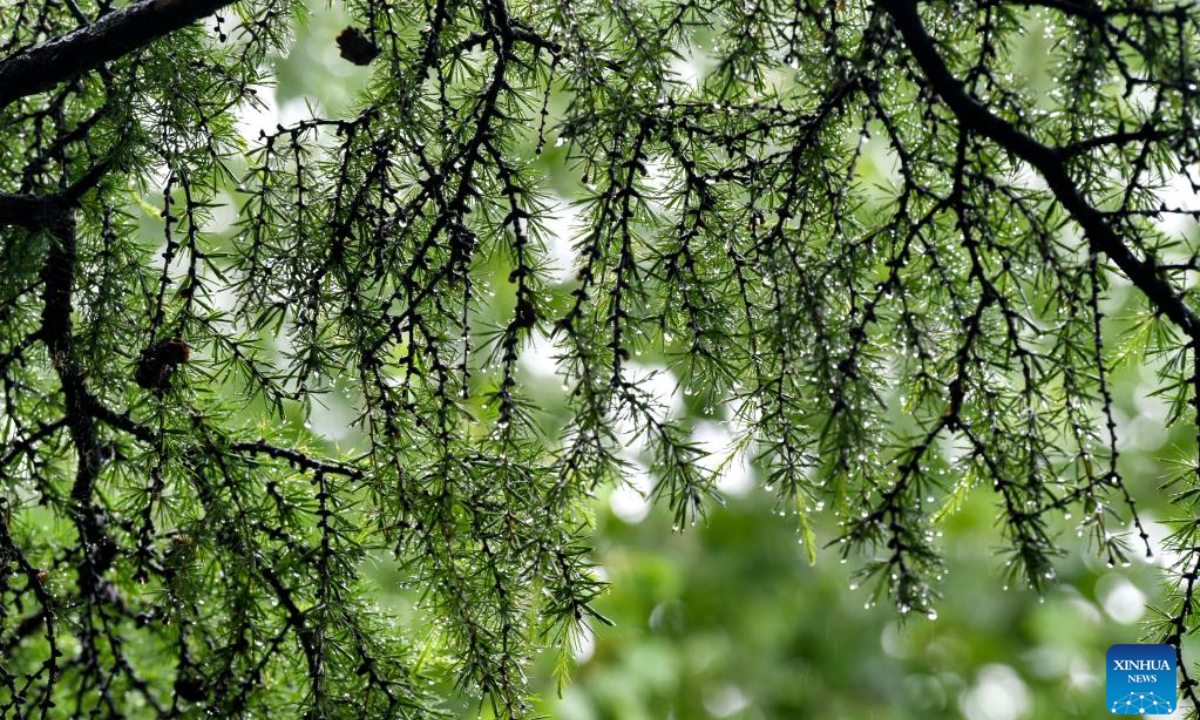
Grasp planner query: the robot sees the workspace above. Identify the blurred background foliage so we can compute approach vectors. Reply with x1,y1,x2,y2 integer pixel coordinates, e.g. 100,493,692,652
138,4,1198,719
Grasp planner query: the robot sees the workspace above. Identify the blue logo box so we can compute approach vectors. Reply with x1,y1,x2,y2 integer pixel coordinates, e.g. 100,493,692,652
1107,644,1176,715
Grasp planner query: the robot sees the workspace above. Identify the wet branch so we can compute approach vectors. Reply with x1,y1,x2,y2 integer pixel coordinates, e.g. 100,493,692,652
37,210,117,597
0,0,237,109
879,0,1200,340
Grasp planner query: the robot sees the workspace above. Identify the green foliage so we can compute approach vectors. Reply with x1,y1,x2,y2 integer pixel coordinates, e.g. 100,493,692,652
548,489,1158,720
1,0,1200,718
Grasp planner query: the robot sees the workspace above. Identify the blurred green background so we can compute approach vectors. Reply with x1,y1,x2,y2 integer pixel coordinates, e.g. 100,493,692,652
170,5,1198,718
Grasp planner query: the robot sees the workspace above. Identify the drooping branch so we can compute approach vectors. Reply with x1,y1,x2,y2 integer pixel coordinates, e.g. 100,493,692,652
880,0,1200,708
2,0,1197,712
0,0,237,110
879,0,1200,340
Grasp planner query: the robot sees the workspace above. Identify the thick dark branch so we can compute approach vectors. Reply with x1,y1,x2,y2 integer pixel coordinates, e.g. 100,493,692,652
0,194,58,227
0,159,114,227
39,212,101,507
880,0,1200,339
0,0,237,110
39,211,118,596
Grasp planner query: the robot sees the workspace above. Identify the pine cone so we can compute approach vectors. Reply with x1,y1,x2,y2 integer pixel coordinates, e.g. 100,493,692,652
337,27,380,66
134,338,190,390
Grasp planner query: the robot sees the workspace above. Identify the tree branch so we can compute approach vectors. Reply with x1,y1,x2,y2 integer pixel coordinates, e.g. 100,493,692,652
229,440,368,480
0,158,114,228
0,0,237,110
879,0,1200,339
0,194,58,227
86,396,367,479
38,210,119,598
39,212,100,507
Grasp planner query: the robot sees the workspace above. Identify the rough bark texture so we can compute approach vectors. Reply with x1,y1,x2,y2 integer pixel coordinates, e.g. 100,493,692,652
0,0,236,109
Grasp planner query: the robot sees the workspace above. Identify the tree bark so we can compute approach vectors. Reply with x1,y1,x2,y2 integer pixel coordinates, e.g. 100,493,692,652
39,211,114,593
0,0,237,109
